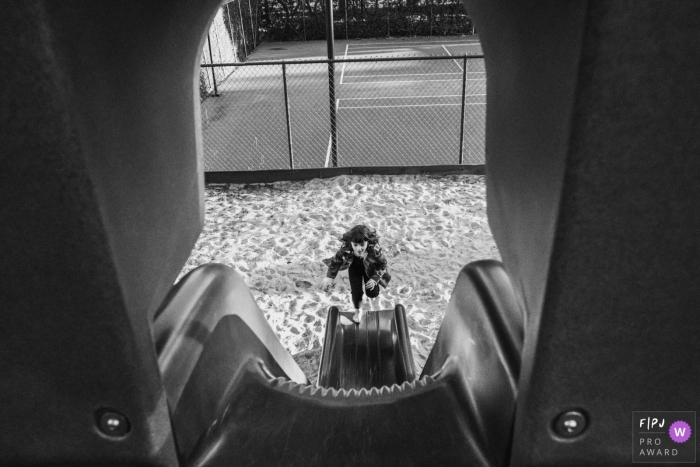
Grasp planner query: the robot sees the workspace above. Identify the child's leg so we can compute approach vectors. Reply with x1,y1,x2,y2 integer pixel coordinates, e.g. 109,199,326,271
364,263,381,309
348,261,365,309
348,261,364,320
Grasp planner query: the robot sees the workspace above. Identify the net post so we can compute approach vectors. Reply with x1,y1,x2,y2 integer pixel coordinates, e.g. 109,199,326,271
458,55,467,164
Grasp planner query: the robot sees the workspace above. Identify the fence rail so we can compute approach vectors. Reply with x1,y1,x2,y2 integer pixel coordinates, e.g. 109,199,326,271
200,55,485,174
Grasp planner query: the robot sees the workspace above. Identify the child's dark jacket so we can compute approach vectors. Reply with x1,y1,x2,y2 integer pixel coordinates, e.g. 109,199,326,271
323,244,391,287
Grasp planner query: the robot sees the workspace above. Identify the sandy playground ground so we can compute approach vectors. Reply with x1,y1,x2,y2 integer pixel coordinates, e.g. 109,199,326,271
178,173,499,384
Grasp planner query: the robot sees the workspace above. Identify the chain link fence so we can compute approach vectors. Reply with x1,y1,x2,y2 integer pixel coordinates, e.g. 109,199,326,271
200,0,262,100
259,0,473,41
201,55,485,172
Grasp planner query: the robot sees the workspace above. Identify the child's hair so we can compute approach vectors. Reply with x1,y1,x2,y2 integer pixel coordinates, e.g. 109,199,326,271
340,224,379,246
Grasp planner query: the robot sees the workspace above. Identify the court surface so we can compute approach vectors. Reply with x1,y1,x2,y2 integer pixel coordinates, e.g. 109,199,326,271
201,37,486,171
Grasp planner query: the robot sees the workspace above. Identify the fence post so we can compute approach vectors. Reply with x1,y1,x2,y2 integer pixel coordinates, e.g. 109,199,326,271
345,0,349,39
207,33,220,97
326,0,338,167
282,63,295,170
458,55,467,164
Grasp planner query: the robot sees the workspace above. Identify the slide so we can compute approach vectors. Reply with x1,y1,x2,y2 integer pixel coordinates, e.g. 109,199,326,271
318,305,416,390
156,261,523,466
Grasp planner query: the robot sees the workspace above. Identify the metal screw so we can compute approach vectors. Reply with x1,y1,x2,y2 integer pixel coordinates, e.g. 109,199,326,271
97,410,130,438
553,410,588,438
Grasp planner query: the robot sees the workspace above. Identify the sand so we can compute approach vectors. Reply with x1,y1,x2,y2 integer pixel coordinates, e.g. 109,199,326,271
178,174,500,384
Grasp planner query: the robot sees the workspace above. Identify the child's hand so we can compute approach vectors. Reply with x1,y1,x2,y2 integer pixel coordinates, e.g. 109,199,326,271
322,277,335,292
365,279,377,290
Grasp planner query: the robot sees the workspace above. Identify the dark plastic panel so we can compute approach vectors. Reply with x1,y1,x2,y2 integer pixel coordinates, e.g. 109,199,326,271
187,357,494,467
153,264,307,407
152,264,308,459
158,261,521,466
6,0,696,465
462,0,700,465
0,1,221,465
423,260,524,467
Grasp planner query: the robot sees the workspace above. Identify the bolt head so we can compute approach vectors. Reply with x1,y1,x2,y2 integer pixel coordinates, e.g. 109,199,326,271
553,410,588,438
97,410,130,438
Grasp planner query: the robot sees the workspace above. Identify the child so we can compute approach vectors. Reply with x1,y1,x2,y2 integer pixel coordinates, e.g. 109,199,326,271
323,225,391,323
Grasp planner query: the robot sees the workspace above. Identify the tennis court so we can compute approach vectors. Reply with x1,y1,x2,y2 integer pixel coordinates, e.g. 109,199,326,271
201,37,486,171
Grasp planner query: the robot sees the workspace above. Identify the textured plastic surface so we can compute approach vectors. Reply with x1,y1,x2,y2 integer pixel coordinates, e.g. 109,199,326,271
187,357,493,467
463,0,700,465
152,264,307,460
318,305,416,390
423,260,523,467
153,264,307,405
178,261,521,466
6,0,697,465
0,1,220,465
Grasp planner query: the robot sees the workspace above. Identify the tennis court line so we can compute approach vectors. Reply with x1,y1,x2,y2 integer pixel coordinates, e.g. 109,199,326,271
340,94,476,100
345,72,461,78
442,45,464,72
336,95,486,109
338,102,486,109
324,134,332,167
325,98,340,167
342,78,485,84
340,44,349,84
348,44,482,52
342,72,485,79
348,40,481,48
346,46,482,56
